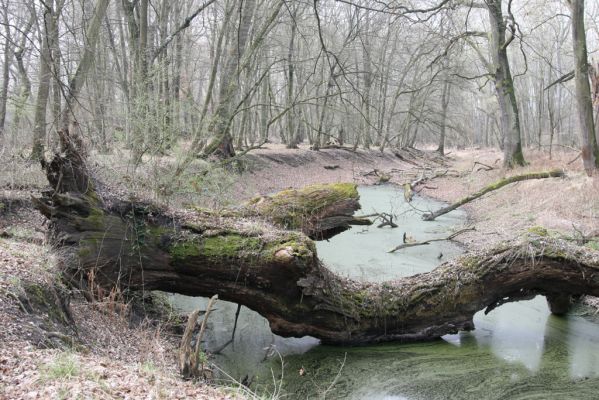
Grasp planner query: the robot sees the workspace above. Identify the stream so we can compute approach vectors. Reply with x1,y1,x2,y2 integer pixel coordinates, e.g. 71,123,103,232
167,186,599,399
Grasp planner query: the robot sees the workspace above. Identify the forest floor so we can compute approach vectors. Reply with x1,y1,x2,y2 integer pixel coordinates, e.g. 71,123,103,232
1,144,598,399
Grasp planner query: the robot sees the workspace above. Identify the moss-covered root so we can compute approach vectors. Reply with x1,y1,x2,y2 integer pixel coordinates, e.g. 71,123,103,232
422,169,564,221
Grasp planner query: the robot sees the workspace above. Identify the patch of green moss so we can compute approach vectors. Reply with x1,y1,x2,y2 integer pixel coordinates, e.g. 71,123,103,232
77,247,92,258
23,283,70,326
170,240,201,261
202,235,262,258
526,226,549,237
83,207,105,229
585,241,599,251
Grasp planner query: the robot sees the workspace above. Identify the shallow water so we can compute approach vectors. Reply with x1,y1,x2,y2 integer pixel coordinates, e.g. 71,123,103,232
169,186,599,399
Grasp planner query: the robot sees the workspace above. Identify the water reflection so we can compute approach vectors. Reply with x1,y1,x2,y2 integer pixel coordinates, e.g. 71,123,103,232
468,298,549,372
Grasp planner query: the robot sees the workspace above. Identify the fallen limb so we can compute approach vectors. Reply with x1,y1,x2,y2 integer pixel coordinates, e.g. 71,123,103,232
388,227,475,253
36,151,599,345
422,169,565,221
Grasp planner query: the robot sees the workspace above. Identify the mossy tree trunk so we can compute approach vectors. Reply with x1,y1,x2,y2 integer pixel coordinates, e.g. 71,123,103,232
36,156,599,345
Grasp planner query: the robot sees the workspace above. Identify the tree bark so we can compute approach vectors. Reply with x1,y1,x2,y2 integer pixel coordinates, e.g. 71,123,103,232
486,0,526,168
203,0,257,158
31,6,53,160
568,0,599,175
59,0,110,138
0,0,11,136
437,79,451,155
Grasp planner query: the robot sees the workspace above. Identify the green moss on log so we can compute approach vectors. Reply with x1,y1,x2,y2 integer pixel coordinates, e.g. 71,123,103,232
255,183,359,229
170,240,201,261
169,233,316,264
527,226,549,237
202,235,262,258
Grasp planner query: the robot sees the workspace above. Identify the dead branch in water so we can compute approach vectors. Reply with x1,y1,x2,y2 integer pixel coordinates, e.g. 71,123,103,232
376,213,398,228
388,227,476,253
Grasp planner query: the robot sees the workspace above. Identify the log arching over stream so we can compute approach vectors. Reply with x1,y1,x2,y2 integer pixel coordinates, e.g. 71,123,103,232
35,153,599,345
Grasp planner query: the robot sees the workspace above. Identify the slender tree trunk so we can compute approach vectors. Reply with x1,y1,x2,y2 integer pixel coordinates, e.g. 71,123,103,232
50,0,64,139
568,0,599,175
437,79,451,155
285,8,298,148
11,9,35,133
58,0,110,146
360,15,372,149
0,1,12,136
31,7,53,160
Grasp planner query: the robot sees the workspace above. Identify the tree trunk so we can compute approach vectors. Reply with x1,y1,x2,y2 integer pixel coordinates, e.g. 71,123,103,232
568,0,599,175
31,6,53,160
0,0,11,136
58,0,110,143
486,0,526,168
12,9,35,133
437,79,451,155
34,155,599,344
50,0,64,139
285,7,298,149
203,0,257,158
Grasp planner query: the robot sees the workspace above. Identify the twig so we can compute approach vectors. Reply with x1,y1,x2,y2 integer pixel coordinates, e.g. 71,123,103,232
567,152,582,165
212,303,242,354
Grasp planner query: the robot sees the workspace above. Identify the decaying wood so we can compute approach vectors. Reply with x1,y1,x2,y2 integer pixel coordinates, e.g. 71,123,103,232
244,183,372,239
422,170,565,221
179,309,201,377
35,153,599,345
401,169,455,202
388,227,475,253
179,294,218,379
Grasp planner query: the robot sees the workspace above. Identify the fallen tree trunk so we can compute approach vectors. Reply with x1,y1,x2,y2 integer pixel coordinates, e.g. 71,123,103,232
422,170,564,221
35,155,599,345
